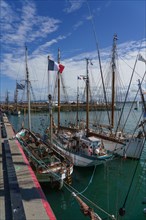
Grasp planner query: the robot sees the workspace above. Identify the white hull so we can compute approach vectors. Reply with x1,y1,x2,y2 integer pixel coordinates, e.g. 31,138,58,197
103,137,144,159
53,140,112,167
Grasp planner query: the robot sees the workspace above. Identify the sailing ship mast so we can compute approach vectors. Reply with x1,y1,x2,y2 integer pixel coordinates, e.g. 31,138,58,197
86,58,89,136
25,46,31,131
48,94,53,143
14,81,19,114
58,48,61,130
111,34,118,128
138,79,146,134
77,78,79,128
5,90,9,112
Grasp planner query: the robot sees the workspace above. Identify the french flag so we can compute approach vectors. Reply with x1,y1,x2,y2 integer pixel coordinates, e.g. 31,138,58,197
48,59,65,73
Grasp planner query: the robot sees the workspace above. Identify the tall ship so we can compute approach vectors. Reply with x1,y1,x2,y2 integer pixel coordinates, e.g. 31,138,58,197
45,49,113,167
87,34,145,159
45,35,146,166
16,46,73,188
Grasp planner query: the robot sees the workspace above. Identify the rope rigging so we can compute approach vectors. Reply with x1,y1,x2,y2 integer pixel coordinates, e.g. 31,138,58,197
77,165,97,195
118,136,146,216
86,1,111,128
63,182,116,220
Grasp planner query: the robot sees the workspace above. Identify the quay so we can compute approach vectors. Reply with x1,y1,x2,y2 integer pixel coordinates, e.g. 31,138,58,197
0,113,56,220
0,102,121,114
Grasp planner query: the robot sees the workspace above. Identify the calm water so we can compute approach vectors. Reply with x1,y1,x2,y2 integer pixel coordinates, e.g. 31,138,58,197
8,107,146,220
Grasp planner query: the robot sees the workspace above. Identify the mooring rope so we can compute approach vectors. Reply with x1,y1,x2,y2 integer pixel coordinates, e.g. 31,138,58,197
77,165,97,195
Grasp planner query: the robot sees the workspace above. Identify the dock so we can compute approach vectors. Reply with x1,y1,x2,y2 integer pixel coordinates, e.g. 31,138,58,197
0,113,56,220
0,102,121,113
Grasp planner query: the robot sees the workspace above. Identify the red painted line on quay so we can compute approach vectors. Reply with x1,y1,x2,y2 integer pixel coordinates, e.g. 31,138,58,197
14,138,56,220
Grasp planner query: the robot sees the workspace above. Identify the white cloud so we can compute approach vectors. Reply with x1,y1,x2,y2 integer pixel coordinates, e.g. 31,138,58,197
64,0,84,13
1,1,146,102
1,38,146,102
1,0,61,47
73,21,84,30
1,0,16,24
32,35,69,56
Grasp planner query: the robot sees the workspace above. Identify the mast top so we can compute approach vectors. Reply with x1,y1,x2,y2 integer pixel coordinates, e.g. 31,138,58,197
113,33,118,41
58,48,60,64
25,44,28,51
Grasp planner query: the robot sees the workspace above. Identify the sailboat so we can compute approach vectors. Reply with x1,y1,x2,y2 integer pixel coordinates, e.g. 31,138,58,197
16,46,73,188
87,34,145,159
45,50,113,167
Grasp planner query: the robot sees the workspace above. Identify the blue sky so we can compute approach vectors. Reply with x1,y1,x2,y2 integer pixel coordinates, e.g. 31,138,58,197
0,0,146,102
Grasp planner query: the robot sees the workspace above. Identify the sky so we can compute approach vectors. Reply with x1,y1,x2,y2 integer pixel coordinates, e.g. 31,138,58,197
0,0,146,102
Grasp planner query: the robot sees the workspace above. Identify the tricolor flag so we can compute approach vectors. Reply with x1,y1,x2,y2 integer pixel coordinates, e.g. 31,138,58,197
48,59,65,73
17,83,25,90
137,54,146,64
59,63,65,73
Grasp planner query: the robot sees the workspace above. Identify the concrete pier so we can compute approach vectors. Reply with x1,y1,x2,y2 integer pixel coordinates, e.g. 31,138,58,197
0,113,56,220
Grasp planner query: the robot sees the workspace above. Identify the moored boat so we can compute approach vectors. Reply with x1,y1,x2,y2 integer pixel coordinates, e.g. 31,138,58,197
45,51,113,167
15,46,73,188
46,129,113,167
88,34,146,159
16,128,73,188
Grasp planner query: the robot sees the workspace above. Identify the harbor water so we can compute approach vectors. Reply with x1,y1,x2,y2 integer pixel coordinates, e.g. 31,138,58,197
8,108,146,220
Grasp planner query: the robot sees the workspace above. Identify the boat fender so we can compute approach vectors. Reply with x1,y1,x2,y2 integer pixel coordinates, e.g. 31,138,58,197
95,148,99,155
119,207,125,216
143,208,146,214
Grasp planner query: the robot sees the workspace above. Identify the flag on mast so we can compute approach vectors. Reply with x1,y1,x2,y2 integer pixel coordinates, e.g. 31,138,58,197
48,59,65,73
16,83,25,90
59,64,65,73
137,54,146,64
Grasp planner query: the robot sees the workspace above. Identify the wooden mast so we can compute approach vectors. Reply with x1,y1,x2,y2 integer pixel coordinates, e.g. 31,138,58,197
58,48,61,130
111,34,118,128
14,81,18,112
86,58,89,136
48,94,53,143
25,46,31,131
6,90,9,112
138,79,146,115
77,78,79,127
